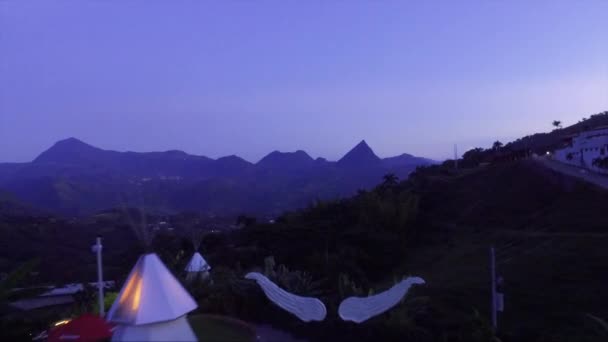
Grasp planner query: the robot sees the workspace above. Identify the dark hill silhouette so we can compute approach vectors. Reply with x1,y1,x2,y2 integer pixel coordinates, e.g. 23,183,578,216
34,137,107,165
0,139,435,216
34,137,215,178
0,163,26,184
257,150,314,169
213,155,253,177
382,153,436,169
337,140,382,168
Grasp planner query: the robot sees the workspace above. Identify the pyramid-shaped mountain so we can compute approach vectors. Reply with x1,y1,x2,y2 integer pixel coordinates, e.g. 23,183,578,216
337,140,382,168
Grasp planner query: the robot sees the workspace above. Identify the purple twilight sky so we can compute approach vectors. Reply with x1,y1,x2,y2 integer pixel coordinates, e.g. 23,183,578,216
1,1,607,163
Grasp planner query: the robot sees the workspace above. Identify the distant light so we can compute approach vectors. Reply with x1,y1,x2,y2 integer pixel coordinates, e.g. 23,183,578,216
53,319,70,327
546,151,550,155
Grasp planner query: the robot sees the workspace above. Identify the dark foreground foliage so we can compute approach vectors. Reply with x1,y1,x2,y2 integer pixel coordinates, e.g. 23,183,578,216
2,160,608,341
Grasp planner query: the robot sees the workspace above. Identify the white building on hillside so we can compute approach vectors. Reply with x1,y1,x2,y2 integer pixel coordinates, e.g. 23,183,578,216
554,127,608,173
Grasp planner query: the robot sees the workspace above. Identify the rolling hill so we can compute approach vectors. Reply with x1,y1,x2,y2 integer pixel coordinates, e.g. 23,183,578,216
0,138,435,216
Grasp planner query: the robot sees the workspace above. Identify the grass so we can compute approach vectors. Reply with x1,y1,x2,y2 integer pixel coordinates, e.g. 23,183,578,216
373,227,607,341
188,314,255,342
398,161,608,340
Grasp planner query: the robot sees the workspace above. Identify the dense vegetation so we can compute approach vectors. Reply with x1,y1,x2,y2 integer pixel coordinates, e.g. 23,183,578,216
180,161,608,342
2,131,608,340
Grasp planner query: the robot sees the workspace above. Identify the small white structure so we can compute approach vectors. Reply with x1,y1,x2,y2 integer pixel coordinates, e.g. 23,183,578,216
245,272,327,322
338,276,425,323
107,253,198,341
184,252,211,281
554,127,608,173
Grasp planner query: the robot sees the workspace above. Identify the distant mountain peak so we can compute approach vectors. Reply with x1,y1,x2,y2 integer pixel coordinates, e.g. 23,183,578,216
338,140,381,167
395,152,414,158
163,149,188,156
257,150,314,168
56,137,90,147
217,154,244,161
351,140,375,154
34,137,102,163
382,153,437,170
216,154,251,166
357,139,369,147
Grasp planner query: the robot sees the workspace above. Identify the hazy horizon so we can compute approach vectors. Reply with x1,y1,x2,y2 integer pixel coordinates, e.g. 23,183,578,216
1,1,607,163
1,136,442,164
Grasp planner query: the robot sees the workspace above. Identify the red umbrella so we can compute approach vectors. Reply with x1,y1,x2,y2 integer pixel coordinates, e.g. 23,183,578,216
48,314,113,342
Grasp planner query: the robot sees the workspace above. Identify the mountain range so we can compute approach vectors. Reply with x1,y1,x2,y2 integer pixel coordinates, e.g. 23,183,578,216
0,138,435,216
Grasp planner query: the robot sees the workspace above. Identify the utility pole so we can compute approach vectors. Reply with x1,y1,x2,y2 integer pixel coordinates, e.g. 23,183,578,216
490,246,497,329
92,236,105,316
454,144,459,170
490,246,504,330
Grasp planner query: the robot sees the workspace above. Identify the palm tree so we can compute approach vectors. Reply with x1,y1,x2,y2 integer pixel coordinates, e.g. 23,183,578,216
492,141,503,150
552,120,562,129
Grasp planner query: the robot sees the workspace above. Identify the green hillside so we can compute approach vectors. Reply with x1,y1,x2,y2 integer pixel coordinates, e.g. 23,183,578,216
2,159,608,341
185,160,608,341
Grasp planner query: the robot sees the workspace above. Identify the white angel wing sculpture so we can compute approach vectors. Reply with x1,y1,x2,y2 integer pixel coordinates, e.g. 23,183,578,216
245,272,327,322
338,276,425,323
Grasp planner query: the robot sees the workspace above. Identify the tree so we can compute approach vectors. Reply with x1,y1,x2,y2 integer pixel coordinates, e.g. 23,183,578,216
236,215,256,227
382,173,399,187
462,148,486,167
492,141,503,150
552,120,562,129
0,259,39,304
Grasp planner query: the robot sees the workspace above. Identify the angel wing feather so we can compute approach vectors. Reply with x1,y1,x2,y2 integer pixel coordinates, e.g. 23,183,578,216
338,276,425,323
245,272,327,322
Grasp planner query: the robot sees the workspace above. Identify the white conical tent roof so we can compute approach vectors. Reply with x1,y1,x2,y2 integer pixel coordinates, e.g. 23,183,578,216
107,253,198,325
111,315,197,342
184,252,210,273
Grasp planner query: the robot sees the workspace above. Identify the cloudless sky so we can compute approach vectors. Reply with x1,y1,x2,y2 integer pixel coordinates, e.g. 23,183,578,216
1,1,607,162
